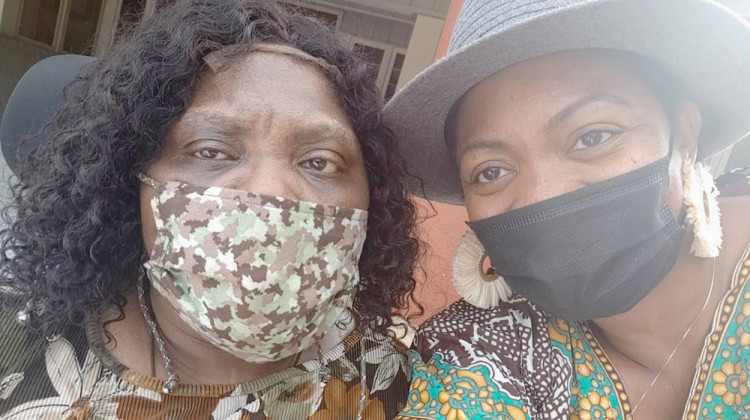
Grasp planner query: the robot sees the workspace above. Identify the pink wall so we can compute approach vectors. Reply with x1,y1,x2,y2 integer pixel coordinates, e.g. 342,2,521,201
434,0,465,62
409,0,467,324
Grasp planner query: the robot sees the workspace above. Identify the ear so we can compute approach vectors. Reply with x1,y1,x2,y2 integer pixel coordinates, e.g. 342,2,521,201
673,101,702,164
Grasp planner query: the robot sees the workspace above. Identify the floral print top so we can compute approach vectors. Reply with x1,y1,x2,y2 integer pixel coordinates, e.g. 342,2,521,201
397,240,750,420
0,316,410,419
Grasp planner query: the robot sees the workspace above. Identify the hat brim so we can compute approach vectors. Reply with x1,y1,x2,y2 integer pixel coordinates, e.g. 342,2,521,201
385,0,750,205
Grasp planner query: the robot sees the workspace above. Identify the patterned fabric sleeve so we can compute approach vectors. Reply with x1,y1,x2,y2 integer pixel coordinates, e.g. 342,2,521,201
397,297,573,420
0,317,411,420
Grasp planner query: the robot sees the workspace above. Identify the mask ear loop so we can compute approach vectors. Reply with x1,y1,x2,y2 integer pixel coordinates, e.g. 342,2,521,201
137,172,161,189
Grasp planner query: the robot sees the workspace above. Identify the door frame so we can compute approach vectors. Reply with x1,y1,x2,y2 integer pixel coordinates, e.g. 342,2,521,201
347,36,395,93
381,46,407,99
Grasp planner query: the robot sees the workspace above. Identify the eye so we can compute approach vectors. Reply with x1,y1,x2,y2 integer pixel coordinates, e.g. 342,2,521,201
192,148,233,161
473,166,510,184
571,130,615,151
301,157,337,174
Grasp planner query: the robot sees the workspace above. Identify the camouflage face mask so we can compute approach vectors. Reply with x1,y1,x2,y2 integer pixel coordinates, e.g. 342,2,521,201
138,173,368,362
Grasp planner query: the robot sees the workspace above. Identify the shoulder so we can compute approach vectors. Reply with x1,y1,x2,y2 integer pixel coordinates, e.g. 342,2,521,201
399,298,574,420
414,295,550,365
0,312,90,416
343,329,411,417
398,349,532,420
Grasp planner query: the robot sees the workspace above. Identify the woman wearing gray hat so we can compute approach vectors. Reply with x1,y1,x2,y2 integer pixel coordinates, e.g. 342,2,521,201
388,0,750,418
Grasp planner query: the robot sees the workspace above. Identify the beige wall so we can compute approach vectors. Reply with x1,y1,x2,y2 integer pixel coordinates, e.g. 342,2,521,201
338,8,413,49
0,0,20,36
403,2,465,323
396,14,443,91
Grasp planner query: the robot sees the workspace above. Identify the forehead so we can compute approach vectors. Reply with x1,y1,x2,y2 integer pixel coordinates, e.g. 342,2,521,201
189,51,346,119
458,50,656,117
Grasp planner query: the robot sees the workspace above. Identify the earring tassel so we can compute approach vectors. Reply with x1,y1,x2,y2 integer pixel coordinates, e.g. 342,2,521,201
683,162,722,258
452,230,512,309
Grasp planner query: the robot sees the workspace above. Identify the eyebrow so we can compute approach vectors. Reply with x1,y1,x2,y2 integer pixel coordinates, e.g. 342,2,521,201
292,122,358,148
178,112,243,137
545,93,632,132
457,139,509,162
181,110,357,148
456,93,632,162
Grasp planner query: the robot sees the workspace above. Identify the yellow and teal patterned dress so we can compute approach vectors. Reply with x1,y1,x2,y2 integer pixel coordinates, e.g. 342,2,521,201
397,242,750,420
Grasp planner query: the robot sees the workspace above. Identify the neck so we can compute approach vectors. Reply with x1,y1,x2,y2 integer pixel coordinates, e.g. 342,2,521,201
591,235,717,371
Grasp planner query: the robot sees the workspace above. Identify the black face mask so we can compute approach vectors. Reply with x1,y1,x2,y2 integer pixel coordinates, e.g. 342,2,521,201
470,156,684,320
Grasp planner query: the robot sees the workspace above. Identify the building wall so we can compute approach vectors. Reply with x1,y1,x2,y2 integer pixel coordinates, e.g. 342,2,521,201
397,14,443,91
408,0,465,323
338,9,413,48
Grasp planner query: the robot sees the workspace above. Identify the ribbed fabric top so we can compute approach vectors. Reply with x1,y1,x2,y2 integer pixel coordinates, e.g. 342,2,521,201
0,314,409,419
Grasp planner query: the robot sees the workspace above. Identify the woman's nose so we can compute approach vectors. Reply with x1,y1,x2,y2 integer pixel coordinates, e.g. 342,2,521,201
508,165,588,211
230,161,303,201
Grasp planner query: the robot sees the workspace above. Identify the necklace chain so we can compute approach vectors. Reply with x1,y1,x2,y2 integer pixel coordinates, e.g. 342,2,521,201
631,257,717,413
137,269,180,393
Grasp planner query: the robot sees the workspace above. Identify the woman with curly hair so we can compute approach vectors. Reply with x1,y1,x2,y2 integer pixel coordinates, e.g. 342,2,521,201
0,0,420,418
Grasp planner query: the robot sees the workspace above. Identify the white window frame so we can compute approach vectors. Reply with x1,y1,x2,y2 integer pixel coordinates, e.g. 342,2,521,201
276,0,343,31
12,0,108,54
347,36,395,94
347,37,407,99
96,0,154,55
381,46,407,99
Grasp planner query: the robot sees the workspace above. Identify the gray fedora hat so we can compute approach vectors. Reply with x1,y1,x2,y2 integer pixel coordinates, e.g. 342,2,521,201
385,0,750,205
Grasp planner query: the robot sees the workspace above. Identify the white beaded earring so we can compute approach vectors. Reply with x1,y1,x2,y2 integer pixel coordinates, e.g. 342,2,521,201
682,161,722,258
452,229,512,308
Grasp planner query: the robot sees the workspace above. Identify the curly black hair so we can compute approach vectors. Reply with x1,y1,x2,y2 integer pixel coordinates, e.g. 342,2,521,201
0,0,421,337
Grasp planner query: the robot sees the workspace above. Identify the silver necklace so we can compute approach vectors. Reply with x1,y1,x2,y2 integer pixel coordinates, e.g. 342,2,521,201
356,337,368,420
137,269,180,393
631,257,716,413
316,335,368,420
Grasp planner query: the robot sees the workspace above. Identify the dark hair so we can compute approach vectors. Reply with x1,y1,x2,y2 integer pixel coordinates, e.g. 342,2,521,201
0,0,421,337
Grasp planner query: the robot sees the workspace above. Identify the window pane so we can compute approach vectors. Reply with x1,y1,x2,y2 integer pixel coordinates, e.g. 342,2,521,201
281,4,339,28
385,53,405,101
63,0,104,55
353,44,385,87
19,0,61,46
